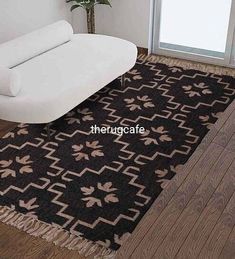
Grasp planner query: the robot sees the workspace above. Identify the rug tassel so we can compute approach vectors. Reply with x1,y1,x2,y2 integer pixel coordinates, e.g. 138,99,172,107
0,207,13,220
26,221,41,234
53,232,70,246
66,236,82,250
78,240,93,255
85,243,99,257
31,223,51,237
138,54,235,77
1,211,17,223
5,213,21,225
0,205,116,258
73,239,88,251
94,247,117,259
16,217,36,231
11,215,25,227
60,234,76,248
42,226,64,242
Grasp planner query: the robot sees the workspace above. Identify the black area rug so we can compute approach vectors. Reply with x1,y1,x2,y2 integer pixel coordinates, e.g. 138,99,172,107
0,58,235,256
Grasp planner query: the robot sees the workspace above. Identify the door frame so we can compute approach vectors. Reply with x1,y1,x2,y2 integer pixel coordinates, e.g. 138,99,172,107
149,0,235,68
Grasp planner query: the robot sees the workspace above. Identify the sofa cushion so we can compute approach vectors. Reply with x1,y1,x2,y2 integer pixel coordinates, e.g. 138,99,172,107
0,20,73,68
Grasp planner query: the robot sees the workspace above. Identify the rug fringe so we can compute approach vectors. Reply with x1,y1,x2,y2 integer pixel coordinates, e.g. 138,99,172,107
138,54,235,77
0,205,117,259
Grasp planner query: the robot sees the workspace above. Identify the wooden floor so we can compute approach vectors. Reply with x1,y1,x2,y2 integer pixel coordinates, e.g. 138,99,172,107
0,100,235,259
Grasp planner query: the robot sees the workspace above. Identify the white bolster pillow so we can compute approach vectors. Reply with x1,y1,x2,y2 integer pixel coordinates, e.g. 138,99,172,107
0,20,73,68
0,67,21,97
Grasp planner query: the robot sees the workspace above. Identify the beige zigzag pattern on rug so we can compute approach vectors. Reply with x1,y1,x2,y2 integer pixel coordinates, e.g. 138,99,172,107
0,137,44,152
0,178,50,196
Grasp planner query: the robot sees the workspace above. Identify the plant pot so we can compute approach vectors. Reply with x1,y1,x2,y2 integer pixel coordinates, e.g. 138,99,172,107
86,7,95,34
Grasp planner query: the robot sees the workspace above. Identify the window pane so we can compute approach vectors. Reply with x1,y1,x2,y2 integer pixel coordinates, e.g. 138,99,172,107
160,0,232,53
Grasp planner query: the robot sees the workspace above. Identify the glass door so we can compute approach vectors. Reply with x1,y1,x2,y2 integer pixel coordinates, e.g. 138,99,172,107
151,0,235,67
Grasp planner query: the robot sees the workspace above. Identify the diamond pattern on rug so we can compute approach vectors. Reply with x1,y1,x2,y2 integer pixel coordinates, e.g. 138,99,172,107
0,59,235,252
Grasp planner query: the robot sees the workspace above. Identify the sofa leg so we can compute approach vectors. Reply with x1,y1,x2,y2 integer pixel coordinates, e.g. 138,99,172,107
46,123,51,140
121,74,126,87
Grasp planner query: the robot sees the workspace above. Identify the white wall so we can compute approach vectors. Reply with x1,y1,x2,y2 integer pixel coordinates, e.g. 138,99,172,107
0,0,71,44
72,8,88,34
72,0,151,48
160,0,232,52
0,0,150,47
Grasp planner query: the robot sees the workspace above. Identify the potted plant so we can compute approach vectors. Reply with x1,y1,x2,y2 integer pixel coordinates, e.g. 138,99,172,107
66,0,111,34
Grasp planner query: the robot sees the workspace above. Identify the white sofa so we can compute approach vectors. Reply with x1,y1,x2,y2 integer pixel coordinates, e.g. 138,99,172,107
0,21,137,124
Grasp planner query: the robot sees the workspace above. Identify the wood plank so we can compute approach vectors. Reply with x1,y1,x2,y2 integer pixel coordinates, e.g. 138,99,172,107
198,191,235,259
219,226,235,259
129,143,224,259
0,222,53,259
152,135,235,258
176,159,235,259
213,107,235,147
0,119,17,138
0,222,84,259
212,100,235,132
117,101,235,259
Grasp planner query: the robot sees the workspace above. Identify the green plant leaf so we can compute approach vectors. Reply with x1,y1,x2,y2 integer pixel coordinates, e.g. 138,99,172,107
70,4,81,11
97,0,111,7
